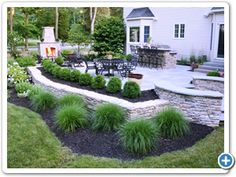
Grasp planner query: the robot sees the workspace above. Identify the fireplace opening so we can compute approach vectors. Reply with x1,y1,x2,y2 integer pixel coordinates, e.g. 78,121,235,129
46,47,56,57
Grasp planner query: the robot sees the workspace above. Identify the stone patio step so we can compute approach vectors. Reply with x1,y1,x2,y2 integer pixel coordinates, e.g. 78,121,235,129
198,65,224,71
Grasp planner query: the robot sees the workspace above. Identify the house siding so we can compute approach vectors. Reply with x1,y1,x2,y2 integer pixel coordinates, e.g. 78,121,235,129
124,7,224,60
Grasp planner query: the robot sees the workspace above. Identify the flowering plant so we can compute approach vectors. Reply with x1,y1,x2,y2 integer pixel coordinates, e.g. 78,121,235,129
7,62,30,87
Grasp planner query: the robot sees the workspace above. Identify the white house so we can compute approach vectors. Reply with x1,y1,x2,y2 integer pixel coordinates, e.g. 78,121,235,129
123,7,224,61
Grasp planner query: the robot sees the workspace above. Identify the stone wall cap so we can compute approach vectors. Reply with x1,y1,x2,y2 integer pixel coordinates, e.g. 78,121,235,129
192,76,224,82
27,67,169,110
155,81,223,98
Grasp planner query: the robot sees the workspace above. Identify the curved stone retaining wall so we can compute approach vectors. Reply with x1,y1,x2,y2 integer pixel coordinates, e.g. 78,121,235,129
28,67,169,120
154,81,224,127
192,76,224,94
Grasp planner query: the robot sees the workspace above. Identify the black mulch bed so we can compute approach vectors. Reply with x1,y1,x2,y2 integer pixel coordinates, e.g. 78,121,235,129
37,67,159,103
8,88,214,161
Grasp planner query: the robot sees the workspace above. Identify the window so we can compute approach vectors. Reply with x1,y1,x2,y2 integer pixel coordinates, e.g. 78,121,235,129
130,27,140,42
174,24,185,39
144,26,150,43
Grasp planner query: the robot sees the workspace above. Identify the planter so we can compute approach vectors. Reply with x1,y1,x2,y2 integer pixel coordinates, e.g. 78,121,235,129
107,54,113,60
128,73,143,86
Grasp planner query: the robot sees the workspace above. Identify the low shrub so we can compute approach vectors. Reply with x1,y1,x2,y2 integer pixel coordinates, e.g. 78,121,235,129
15,82,32,94
119,119,157,155
31,90,57,112
16,56,36,67
55,56,64,66
126,54,133,61
28,85,43,101
207,71,221,77
79,73,93,86
59,94,85,108
155,107,190,139
122,81,141,98
58,68,71,80
42,59,55,73
91,75,106,89
106,76,122,93
52,65,62,78
70,70,81,82
55,105,88,132
93,103,126,131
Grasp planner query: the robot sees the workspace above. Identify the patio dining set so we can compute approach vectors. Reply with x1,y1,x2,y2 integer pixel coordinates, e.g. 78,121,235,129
61,53,138,77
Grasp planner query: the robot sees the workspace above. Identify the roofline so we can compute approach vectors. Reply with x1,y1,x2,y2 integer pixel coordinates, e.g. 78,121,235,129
205,9,224,17
126,17,156,21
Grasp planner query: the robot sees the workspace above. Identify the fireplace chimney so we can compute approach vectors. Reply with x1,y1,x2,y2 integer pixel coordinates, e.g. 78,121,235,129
38,27,61,58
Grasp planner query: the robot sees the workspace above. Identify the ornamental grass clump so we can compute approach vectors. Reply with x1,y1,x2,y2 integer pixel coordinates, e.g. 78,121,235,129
28,85,43,101
59,94,85,108
93,103,126,131
122,81,141,98
106,76,122,93
55,105,88,132
119,119,157,155
155,107,190,139
31,90,57,112
79,73,93,86
91,75,106,89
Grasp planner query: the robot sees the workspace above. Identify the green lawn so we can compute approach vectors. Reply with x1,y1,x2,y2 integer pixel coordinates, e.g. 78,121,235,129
7,103,223,168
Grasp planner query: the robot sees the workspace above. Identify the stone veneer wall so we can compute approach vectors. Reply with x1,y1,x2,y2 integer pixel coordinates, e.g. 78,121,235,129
28,67,169,120
155,82,223,127
138,48,176,69
192,76,224,94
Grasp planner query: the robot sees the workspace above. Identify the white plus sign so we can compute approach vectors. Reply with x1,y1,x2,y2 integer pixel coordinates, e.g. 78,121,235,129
221,155,231,166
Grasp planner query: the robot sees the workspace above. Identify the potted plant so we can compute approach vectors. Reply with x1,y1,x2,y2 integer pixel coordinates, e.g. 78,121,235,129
128,72,143,86
190,62,198,71
106,51,114,60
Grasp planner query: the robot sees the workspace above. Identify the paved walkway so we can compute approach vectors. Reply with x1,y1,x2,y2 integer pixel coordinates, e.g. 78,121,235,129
77,64,206,91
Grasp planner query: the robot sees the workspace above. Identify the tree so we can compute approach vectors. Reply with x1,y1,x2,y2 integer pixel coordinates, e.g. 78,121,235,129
16,7,39,51
68,23,90,50
7,31,23,58
93,17,125,56
55,7,59,39
58,8,70,42
90,7,97,35
8,7,15,32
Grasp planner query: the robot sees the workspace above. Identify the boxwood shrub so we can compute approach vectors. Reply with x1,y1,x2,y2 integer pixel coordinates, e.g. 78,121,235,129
52,65,62,78
119,119,157,155
155,107,190,139
122,81,141,98
55,56,64,66
93,103,126,131
58,68,71,80
91,75,106,89
70,70,81,82
106,76,122,93
55,105,88,132
79,73,93,86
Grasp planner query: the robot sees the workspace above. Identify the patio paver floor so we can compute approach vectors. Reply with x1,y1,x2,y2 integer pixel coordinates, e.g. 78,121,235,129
77,64,206,91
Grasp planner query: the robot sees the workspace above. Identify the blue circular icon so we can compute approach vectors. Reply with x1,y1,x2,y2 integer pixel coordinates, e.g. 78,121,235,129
218,153,235,169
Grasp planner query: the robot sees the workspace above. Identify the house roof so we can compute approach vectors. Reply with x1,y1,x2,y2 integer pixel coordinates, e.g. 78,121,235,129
211,7,224,10
127,7,155,19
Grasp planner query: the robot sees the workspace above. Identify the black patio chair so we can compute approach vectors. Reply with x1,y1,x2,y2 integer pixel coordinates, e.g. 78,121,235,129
36,55,43,64
112,59,126,77
84,59,98,74
99,59,113,76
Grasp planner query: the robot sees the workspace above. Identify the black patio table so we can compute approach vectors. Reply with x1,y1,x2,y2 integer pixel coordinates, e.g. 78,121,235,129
94,59,126,77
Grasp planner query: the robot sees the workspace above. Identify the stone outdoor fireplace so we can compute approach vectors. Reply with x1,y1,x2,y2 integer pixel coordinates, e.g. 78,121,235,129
38,27,61,58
